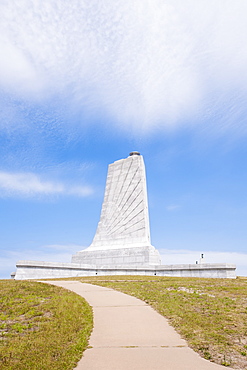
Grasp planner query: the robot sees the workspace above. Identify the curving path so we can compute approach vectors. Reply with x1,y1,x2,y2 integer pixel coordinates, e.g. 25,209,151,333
43,281,233,370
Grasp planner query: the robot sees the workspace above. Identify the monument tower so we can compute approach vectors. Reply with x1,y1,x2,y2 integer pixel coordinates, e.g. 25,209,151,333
72,151,161,266
14,152,236,279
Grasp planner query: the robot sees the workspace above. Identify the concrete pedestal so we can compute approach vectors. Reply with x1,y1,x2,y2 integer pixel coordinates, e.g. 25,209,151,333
72,245,161,266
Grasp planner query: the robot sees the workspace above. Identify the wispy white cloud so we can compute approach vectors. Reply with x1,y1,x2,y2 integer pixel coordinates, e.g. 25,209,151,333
166,204,180,211
0,171,93,198
43,244,84,252
0,1,247,134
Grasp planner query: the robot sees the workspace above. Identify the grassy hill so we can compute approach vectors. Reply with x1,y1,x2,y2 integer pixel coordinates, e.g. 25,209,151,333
0,280,93,370
1,276,246,369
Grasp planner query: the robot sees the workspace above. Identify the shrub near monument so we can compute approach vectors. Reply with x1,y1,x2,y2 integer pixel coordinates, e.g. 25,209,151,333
0,280,93,370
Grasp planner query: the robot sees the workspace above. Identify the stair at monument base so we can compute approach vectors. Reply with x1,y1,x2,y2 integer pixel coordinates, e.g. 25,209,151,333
71,245,161,266
14,261,236,280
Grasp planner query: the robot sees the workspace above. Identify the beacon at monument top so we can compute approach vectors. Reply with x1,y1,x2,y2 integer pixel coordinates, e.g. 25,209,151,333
129,151,140,156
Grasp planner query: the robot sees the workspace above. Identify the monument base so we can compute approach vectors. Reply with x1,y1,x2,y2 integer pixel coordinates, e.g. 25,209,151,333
14,260,236,280
71,245,161,266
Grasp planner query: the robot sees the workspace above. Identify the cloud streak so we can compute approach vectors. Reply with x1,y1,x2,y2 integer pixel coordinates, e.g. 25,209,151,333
0,171,93,198
166,204,180,211
0,1,247,134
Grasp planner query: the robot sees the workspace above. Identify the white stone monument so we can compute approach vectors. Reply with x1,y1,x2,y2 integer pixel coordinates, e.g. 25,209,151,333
72,151,161,266
14,151,236,279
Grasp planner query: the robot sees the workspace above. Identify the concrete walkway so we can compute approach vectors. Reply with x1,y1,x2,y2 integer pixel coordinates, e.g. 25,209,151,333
45,281,233,370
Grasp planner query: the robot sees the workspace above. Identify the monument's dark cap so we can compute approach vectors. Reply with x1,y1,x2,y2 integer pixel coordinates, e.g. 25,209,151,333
129,151,140,156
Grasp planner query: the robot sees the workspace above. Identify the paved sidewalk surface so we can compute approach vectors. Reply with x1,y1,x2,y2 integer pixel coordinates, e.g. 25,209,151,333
44,280,233,370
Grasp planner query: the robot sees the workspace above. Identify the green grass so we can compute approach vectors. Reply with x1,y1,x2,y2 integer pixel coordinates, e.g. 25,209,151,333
1,277,246,369
76,276,247,369
0,280,93,370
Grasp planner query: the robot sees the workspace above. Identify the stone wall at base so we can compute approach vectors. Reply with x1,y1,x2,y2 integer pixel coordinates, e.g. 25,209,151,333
14,260,236,280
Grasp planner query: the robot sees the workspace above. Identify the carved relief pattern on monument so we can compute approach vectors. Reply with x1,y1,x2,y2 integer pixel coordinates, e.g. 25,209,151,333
90,154,151,248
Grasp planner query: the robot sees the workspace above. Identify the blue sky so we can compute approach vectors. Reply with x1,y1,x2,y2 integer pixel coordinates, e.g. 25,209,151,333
0,0,247,278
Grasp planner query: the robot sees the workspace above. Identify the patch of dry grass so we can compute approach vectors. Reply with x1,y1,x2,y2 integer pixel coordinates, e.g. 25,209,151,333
0,280,93,370
77,276,247,369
